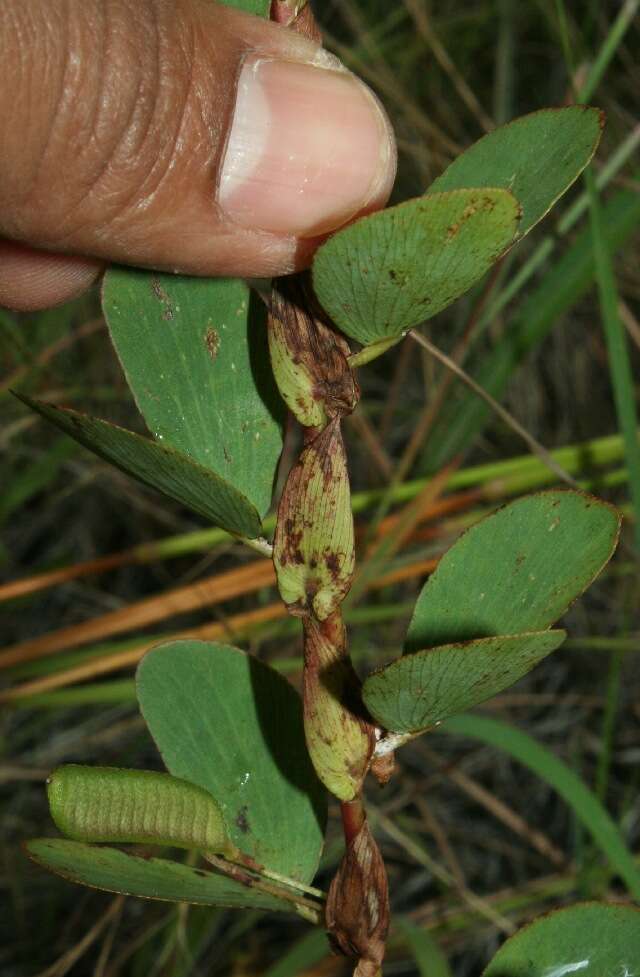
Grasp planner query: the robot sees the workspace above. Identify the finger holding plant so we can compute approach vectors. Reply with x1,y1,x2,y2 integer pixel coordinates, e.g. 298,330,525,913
19,1,639,973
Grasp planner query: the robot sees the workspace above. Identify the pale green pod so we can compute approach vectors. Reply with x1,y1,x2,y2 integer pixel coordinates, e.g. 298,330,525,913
267,310,328,429
303,615,373,801
273,418,355,620
47,765,236,856
268,276,359,429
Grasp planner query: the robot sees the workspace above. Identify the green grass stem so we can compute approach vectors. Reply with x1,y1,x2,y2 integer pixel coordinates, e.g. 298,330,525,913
578,0,639,102
443,714,640,900
585,170,640,552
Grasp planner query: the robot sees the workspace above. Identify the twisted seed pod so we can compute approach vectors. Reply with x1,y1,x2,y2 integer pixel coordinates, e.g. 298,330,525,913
47,765,236,856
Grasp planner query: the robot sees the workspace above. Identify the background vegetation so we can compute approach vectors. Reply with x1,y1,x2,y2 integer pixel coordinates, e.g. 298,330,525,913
2,0,639,974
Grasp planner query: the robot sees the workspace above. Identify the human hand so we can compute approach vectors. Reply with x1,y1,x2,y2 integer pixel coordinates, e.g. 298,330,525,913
0,0,396,311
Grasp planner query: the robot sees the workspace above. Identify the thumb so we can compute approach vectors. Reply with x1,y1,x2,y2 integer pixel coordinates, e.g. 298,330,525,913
0,0,396,305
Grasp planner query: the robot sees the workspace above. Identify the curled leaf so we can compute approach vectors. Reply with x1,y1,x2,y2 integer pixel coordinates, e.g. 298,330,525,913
326,818,389,977
303,613,374,801
273,419,355,620
268,275,359,429
47,765,236,857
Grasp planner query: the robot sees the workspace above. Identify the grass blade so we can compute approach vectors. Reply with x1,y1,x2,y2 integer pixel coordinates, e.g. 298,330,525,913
397,919,452,977
424,189,640,470
442,714,640,900
586,169,640,552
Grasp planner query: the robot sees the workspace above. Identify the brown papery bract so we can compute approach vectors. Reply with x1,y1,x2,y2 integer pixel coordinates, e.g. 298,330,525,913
326,818,390,976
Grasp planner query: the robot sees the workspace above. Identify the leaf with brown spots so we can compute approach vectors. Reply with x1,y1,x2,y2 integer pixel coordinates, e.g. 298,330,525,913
363,490,620,737
102,271,284,517
363,630,566,736
313,188,520,346
405,490,620,650
273,419,355,620
428,106,603,239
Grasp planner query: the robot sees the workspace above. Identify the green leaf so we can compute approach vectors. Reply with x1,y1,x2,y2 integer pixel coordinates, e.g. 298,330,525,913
47,766,234,855
14,394,262,538
423,189,640,472
136,640,327,883
102,271,284,517
25,839,289,912
406,490,620,651
483,901,640,976
443,715,640,900
263,930,330,977
218,0,269,14
363,631,565,735
397,919,452,977
429,107,603,239
312,188,520,345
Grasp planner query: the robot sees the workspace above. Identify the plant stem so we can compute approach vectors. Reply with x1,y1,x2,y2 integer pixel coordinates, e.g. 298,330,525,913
234,851,326,900
408,329,578,487
341,797,367,844
232,534,274,558
585,168,640,553
204,853,322,923
348,335,403,367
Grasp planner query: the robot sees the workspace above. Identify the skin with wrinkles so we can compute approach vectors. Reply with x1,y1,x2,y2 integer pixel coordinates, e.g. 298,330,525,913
0,0,314,274
0,0,396,308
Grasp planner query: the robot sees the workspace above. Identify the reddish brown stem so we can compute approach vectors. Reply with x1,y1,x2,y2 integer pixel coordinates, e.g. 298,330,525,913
341,796,367,845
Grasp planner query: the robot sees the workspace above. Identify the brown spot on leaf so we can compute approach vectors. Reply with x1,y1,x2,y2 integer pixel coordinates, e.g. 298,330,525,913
235,805,250,834
205,327,220,361
151,277,174,320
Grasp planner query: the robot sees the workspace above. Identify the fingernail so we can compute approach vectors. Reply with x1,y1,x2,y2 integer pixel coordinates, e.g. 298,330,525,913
218,55,396,238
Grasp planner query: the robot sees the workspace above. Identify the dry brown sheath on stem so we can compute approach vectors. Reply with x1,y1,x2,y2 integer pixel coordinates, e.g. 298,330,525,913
326,818,390,976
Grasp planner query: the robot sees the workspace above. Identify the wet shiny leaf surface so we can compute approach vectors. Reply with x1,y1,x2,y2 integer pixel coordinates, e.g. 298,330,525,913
483,901,640,976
